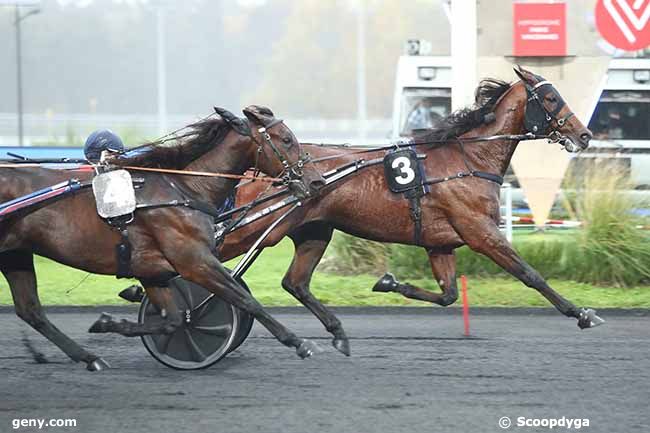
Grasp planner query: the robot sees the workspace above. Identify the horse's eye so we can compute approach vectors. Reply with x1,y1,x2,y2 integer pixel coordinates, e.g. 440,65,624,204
547,96,558,103
282,137,292,145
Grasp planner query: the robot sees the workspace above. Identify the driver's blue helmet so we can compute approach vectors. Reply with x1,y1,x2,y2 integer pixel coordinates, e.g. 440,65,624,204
84,129,124,162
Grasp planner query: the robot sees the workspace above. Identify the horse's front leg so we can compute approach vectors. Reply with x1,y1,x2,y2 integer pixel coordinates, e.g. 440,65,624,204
373,249,459,306
454,217,604,329
283,224,350,355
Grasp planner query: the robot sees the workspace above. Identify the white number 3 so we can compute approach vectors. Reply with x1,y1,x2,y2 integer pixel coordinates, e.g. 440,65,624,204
392,156,416,185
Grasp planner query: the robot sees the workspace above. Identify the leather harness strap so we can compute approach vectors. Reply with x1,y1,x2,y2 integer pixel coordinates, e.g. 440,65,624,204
391,138,504,245
404,188,424,246
423,170,504,187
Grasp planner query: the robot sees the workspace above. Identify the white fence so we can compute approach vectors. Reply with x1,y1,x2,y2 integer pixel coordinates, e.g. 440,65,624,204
0,113,393,147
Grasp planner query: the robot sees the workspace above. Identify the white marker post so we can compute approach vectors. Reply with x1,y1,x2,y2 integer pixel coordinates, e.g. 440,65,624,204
450,0,477,111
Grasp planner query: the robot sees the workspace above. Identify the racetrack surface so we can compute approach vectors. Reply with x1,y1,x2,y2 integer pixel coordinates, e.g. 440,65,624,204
0,307,648,433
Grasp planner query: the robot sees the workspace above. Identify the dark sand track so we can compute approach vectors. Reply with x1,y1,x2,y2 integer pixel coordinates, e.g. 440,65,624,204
0,307,648,433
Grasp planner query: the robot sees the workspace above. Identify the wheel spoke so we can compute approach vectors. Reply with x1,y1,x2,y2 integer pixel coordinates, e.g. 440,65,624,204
176,283,194,309
194,297,219,321
184,329,206,362
154,333,172,354
193,324,232,337
145,299,160,314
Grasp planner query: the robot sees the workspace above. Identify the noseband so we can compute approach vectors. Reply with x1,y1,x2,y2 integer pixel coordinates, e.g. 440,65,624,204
251,119,311,186
523,80,575,141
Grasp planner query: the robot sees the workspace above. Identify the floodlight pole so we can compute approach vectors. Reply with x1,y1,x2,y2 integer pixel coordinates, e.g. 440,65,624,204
13,4,39,146
356,0,367,146
15,6,23,146
156,3,168,136
450,0,477,110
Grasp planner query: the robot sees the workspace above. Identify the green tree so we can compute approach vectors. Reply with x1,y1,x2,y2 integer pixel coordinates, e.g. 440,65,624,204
246,0,446,118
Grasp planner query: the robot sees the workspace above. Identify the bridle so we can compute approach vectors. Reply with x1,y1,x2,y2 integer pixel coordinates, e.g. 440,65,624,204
250,118,311,187
523,80,575,143
305,79,581,166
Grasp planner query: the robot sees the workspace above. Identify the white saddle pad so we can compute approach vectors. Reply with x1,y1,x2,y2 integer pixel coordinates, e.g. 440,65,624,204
92,169,137,219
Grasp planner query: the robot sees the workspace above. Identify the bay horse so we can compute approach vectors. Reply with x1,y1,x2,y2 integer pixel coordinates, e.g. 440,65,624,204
0,105,325,371
216,67,601,355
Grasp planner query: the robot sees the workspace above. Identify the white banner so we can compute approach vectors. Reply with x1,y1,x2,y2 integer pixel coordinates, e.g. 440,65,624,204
0,0,40,5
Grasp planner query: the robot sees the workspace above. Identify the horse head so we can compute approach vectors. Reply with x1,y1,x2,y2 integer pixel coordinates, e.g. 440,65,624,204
514,65,593,152
216,105,325,198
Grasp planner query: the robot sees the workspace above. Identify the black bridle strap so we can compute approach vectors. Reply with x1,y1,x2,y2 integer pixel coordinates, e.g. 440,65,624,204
252,119,311,185
556,111,574,127
526,81,575,131
255,120,290,167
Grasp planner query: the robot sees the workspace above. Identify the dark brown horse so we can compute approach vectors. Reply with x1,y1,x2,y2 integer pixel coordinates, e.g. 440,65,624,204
217,68,600,355
0,105,325,371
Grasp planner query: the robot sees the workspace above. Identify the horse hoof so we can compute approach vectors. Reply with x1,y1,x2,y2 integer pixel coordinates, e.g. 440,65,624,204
372,273,398,293
578,308,605,329
88,313,114,333
296,339,322,359
86,358,111,372
118,285,145,303
332,338,351,356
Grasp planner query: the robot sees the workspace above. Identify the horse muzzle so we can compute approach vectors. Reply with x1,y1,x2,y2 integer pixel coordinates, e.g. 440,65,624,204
559,135,590,153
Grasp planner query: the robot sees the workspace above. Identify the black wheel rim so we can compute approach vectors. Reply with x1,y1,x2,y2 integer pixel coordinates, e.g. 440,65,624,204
138,278,238,370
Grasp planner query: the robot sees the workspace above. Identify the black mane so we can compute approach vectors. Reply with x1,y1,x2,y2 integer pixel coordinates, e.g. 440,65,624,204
115,117,232,169
419,78,511,142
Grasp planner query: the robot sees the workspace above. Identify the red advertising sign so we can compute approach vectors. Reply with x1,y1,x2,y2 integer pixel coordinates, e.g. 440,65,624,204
596,0,650,51
513,2,567,56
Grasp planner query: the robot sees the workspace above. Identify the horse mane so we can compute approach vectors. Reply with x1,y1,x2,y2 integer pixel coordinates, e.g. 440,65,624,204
419,78,512,143
114,117,232,169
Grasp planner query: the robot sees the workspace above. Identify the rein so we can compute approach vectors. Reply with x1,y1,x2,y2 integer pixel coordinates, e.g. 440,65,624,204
121,166,283,183
308,132,549,164
0,162,284,182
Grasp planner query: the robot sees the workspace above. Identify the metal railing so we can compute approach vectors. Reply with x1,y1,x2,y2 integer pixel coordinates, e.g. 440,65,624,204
0,113,393,146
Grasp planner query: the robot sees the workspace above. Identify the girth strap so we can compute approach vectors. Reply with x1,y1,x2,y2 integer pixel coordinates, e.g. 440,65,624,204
116,230,132,278
110,221,133,279
404,188,424,245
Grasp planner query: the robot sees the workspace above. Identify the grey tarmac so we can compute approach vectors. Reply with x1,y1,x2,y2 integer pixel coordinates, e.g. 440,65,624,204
0,307,648,433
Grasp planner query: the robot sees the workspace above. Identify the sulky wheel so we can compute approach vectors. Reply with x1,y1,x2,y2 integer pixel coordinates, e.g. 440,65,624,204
229,275,255,353
138,277,239,370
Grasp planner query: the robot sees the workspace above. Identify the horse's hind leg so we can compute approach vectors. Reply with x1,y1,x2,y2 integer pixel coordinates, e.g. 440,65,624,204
283,226,350,355
373,249,459,307
0,251,108,371
89,283,183,336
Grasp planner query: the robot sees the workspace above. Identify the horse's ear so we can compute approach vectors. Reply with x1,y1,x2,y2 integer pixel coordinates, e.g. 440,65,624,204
513,65,535,85
243,105,275,127
214,106,252,136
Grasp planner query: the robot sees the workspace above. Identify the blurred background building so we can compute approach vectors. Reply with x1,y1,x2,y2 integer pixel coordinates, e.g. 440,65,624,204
4,0,650,227
0,0,448,144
